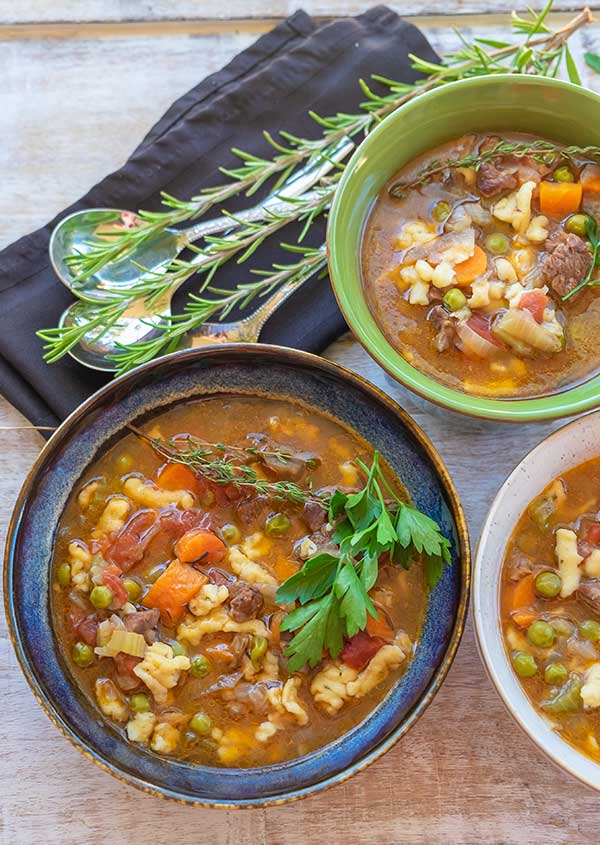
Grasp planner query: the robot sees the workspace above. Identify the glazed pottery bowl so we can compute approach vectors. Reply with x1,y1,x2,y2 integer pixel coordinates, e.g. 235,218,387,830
328,75,600,422
5,344,469,807
474,410,600,790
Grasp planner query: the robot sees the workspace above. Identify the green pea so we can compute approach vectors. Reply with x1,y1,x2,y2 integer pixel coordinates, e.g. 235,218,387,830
511,650,538,678
90,584,114,610
190,655,211,678
115,453,133,473
129,693,151,713
171,640,188,657
527,619,555,649
122,577,142,604
189,712,212,735
579,619,600,642
565,213,591,238
432,200,451,222
251,635,268,670
554,166,574,183
484,233,510,255
57,562,71,588
535,570,562,599
442,288,467,312
221,523,241,545
544,662,568,685
265,512,291,537
72,641,94,668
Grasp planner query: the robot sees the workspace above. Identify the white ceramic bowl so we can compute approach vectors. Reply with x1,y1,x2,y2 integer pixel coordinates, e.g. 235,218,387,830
474,410,600,790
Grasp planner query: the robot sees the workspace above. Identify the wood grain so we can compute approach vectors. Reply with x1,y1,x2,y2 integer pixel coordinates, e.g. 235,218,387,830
3,8,600,845
0,0,595,25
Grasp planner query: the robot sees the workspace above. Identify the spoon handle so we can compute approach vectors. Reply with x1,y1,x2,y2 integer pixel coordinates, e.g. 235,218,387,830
179,136,354,247
236,247,329,340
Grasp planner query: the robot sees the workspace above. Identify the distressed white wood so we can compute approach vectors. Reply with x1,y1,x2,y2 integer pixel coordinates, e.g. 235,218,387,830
3,10,600,845
0,1,594,24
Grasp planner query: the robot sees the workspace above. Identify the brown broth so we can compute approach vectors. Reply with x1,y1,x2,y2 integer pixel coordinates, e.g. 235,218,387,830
500,457,600,762
361,133,600,398
52,396,426,768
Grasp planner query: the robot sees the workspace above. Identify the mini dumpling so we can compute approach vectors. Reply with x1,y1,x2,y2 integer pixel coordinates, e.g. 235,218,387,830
92,496,130,539
133,642,191,703
310,662,358,715
126,711,156,743
582,663,600,709
123,476,194,510
189,583,229,617
228,546,277,585
555,528,582,598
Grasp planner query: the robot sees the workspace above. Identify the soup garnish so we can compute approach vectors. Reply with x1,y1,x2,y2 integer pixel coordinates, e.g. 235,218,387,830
53,397,450,766
501,458,600,761
362,134,600,398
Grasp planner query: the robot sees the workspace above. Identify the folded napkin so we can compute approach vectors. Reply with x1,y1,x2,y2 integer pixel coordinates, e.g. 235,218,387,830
0,6,439,428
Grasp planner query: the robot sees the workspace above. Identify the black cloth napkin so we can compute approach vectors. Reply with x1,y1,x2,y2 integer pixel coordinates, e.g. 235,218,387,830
0,6,439,428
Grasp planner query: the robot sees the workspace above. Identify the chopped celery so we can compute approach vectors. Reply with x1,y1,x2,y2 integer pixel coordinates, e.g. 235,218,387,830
95,628,146,658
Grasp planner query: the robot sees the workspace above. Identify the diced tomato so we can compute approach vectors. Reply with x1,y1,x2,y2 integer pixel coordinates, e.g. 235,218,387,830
113,652,142,677
467,313,502,347
340,630,386,671
69,609,99,646
582,522,600,545
102,564,130,609
519,289,548,324
107,509,158,572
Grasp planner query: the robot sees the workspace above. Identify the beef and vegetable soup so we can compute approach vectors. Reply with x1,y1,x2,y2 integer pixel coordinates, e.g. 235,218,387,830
501,458,600,761
52,396,450,767
362,132,600,398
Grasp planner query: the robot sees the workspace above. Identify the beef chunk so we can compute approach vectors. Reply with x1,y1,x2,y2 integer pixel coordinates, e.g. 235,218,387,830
204,566,236,587
428,305,456,353
124,608,160,644
159,507,215,540
246,432,317,480
578,580,600,618
541,230,593,298
108,509,158,572
235,495,270,530
124,608,160,633
302,499,327,532
229,581,263,622
477,162,518,197
507,549,533,582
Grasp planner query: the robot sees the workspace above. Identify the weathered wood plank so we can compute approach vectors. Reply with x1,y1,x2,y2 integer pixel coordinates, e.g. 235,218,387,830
1,18,599,248
0,0,595,25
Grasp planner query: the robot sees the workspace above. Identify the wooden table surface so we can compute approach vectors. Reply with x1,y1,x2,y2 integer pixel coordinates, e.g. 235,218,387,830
2,3,600,842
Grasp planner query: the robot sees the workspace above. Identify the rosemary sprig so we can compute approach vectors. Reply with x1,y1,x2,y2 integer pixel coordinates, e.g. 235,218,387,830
129,426,328,506
39,3,595,375
389,140,600,198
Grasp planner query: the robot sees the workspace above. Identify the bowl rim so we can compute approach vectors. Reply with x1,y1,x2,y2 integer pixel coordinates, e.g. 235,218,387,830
327,73,600,423
473,409,600,791
4,342,471,807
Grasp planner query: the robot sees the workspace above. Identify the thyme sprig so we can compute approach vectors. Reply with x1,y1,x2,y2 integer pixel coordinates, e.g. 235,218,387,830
129,426,328,506
389,140,600,198
39,3,595,375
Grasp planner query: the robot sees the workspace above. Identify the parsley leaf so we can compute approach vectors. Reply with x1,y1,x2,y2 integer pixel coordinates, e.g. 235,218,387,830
278,451,452,671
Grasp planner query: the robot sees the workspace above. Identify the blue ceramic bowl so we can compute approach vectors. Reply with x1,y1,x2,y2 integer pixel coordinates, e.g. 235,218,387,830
4,345,469,806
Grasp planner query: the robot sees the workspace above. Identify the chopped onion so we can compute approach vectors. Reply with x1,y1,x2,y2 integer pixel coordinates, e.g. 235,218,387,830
493,308,563,354
95,628,146,658
455,320,500,358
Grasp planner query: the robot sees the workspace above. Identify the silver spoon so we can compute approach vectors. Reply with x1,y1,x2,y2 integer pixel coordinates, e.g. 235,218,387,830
58,248,326,371
50,138,353,301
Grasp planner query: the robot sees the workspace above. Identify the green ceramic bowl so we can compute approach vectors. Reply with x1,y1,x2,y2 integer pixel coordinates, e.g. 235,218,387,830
328,75,600,422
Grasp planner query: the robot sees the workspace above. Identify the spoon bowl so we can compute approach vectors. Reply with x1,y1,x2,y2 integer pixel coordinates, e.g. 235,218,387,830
49,209,180,301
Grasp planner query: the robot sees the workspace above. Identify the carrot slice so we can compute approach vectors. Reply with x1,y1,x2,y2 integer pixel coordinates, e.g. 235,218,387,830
507,573,536,613
539,181,582,218
365,610,395,641
511,609,538,629
454,245,488,285
156,462,199,492
143,559,208,625
174,528,226,565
